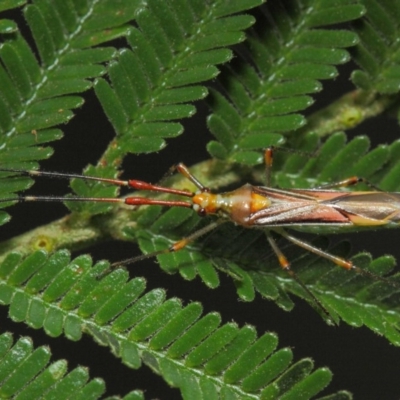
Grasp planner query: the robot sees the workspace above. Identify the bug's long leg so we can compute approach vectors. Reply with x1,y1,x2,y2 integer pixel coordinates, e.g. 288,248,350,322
316,176,382,191
265,232,333,322
264,147,274,187
274,228,400,288
111,220,225,268
264,147,316,187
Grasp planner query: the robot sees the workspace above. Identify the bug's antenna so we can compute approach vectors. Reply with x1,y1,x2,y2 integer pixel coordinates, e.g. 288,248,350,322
0,167,130,186
0,167,195,197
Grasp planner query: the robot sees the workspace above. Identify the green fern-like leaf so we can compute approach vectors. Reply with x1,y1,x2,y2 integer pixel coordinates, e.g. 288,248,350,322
0,0,26,33
207,0,363,165
0,250,350,399
0,0,137,157
0,0,148,223
351,0,400,93
91,0,262,164
0,332,110,398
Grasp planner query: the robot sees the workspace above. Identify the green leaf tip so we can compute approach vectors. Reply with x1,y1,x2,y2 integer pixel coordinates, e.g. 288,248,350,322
351,0,400,94
0,332,107,399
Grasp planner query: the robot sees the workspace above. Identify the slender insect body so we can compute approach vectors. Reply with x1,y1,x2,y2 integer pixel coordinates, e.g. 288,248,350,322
238,187,400,230
192,184,400,231
1,159,399,322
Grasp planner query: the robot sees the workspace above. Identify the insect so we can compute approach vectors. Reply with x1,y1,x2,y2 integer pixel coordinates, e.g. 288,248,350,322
0,149,399,321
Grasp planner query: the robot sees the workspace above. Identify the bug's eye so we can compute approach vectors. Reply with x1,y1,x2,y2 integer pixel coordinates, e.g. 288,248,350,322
197,208,207,217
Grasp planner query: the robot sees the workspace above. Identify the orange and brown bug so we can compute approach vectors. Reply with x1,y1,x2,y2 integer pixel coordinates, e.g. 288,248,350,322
1,150,399,320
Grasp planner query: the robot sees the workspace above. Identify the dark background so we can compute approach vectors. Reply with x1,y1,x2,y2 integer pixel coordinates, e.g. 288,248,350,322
1,9,400,399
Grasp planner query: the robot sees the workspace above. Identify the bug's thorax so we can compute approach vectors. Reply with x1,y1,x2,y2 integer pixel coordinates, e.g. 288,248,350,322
192,184,271,225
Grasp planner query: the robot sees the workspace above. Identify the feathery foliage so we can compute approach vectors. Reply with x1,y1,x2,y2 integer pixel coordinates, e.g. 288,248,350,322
0,332,144,399
0,0,142,223
0,333,104,399
0,250,350,399
351,0,400,93
1,0,400,398
207,0,363,165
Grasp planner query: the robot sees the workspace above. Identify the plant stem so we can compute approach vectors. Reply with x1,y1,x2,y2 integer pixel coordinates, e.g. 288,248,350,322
302,89,396,137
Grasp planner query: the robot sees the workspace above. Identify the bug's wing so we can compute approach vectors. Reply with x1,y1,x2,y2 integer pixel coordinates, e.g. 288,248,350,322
250,188,400,227
326,192,400,226
249,187,352,226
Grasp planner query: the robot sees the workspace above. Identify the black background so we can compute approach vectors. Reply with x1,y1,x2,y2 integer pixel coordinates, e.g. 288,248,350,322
1,9,400,400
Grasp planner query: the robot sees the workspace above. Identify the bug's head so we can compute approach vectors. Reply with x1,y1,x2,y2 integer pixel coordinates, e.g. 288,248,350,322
192,191,218,216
